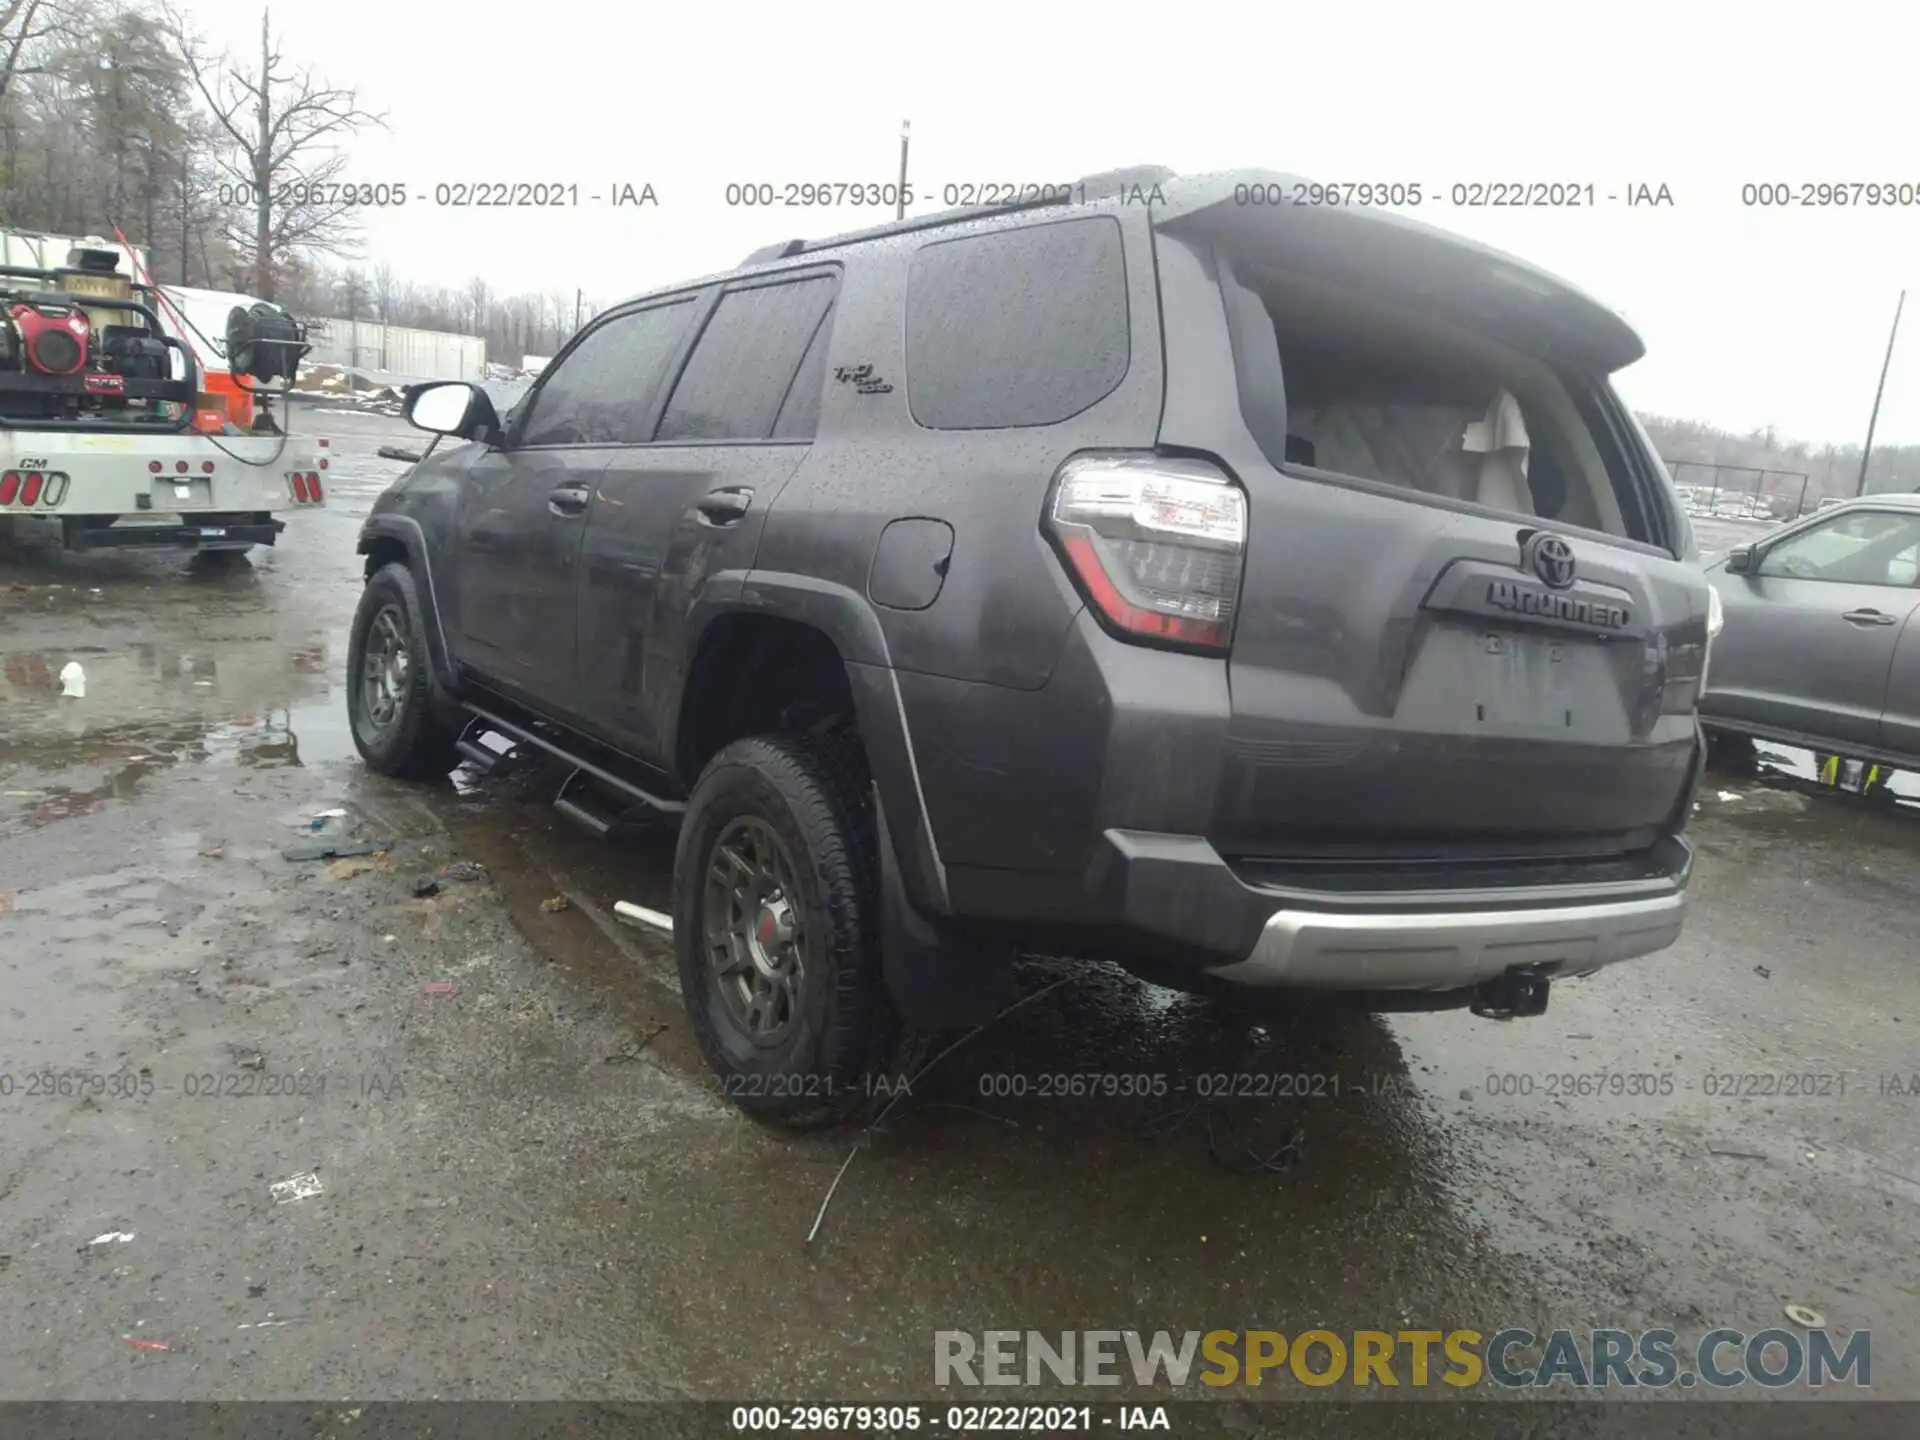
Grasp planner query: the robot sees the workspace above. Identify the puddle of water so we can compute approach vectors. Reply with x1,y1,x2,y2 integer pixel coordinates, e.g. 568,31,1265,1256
1,635,339,735
0,631,356,831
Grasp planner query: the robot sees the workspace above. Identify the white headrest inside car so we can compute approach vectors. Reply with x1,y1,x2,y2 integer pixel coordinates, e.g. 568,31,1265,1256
1464,390,1533,515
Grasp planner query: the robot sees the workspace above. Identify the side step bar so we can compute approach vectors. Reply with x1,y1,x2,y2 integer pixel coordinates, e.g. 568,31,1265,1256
554,767,622,838
457,703,687,837
455,715,514,773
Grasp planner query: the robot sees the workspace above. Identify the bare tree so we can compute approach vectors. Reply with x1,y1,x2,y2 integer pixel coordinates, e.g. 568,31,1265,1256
163,5,384,299
0,0,62,108
371,259,393,322
463,274,489,335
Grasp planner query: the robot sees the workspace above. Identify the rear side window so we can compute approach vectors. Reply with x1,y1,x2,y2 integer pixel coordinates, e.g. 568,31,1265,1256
656,276,837,442
516,299,696,447
773,306,834,439
905,216,1129,429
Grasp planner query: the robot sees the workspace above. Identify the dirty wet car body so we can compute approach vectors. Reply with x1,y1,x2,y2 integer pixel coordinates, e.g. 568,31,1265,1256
5,216,1918,1429
1701,493,1920,785
345,167,1715,1128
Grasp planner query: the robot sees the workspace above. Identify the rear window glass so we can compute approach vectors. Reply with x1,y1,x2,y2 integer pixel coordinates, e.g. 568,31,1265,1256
657,276,836,442
1211,241,1658,544
905,216,1129,429
773,305,834,439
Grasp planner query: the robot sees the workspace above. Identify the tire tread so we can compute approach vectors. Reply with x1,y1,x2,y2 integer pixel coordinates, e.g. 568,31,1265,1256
348,561,461,780
676,730,926,1131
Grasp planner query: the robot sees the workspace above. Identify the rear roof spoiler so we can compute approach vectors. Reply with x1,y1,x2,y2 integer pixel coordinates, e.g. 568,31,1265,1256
1154,170,1646,372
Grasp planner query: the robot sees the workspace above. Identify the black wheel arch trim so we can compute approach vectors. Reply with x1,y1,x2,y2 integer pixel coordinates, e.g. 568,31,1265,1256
356,515,458,702
686,570,951,918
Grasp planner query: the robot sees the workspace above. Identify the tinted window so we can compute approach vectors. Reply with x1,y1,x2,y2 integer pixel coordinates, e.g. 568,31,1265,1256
516,300,695,447
772,305,833,439
656,277,836,442
1757,510,1920,585
906,216,1129,429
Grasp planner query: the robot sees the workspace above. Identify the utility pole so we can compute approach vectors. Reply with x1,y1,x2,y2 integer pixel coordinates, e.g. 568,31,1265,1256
896,119,910,220
574,287,582,332
1856,289,1906,497
345,274,360,375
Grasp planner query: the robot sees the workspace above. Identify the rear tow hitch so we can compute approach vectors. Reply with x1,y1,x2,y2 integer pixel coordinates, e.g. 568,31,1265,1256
1471,966,1551,1021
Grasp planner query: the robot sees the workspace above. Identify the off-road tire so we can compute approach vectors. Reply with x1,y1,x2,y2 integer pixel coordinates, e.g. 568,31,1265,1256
347,561,461,780
675,731,927,1130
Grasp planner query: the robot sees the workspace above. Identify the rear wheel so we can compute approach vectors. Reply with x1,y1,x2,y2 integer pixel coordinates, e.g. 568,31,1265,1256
347,561,461,779
675,733,921,1130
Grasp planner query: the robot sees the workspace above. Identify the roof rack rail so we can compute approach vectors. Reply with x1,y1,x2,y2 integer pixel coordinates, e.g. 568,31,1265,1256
736,164,1177,268
1068,165,1177,200
739,239,807,266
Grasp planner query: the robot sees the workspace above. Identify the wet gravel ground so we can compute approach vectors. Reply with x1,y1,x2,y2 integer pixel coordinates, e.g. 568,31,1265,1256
0,433,1915,1435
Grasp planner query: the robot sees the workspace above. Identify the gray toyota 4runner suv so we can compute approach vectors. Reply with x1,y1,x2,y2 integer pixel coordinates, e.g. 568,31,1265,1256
348,166,1713,1128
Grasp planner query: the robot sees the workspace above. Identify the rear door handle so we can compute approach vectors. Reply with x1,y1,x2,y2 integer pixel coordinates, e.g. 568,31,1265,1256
1841,608,1898,625
696,487,753,525
548,484,590,517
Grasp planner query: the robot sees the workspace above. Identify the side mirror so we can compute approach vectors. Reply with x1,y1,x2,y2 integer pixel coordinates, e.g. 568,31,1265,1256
1724,545,1754,575
403,380,501,443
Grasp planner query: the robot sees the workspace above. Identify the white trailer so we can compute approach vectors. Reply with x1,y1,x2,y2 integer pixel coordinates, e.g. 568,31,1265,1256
0,230,327,557
1,427,330,554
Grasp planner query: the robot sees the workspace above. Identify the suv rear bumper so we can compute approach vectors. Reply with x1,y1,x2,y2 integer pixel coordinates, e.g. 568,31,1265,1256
1084,828,1693,992
1211,891,1686,988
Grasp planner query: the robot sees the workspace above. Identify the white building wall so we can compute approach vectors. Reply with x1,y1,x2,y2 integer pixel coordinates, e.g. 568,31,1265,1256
304,319,486,380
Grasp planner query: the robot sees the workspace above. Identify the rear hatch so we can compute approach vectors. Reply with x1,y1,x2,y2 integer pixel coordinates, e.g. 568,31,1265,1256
1150,178,1708,869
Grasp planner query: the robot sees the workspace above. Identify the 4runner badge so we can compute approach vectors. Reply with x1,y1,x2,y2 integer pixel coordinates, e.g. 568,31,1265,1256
1486,580,1629,630
834,364,893,395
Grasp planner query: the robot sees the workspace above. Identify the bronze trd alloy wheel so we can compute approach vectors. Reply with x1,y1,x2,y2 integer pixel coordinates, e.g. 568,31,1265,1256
701,814,808,1044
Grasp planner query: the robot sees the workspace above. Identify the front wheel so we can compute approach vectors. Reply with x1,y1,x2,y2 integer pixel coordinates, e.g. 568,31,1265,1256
674,733,920,1130
346,561,461,779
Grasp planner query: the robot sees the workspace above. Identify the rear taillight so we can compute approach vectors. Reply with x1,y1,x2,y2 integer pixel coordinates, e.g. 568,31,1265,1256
43,472,67,506
1043,452,1247,651
307,472,324,502
1661,588,1720,716
19,472,42,506
291,474,309,502
0,471,18,505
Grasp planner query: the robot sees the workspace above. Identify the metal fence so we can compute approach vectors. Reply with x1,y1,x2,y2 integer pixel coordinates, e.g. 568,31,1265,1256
303,319,486,381
1666,461,1818,520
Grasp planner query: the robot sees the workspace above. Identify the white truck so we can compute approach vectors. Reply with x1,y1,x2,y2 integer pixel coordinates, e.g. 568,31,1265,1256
0,230,328,558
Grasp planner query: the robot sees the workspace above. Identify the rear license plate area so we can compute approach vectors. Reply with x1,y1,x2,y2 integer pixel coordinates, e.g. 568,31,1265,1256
1476,629,1576,728
155,478,211,507
1399,623,1628,740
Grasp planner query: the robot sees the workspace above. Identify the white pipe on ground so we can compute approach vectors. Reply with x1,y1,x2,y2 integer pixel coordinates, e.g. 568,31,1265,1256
613,901,673,935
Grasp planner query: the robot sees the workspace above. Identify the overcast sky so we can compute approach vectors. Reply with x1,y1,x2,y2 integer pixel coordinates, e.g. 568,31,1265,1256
179,0,1920,447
